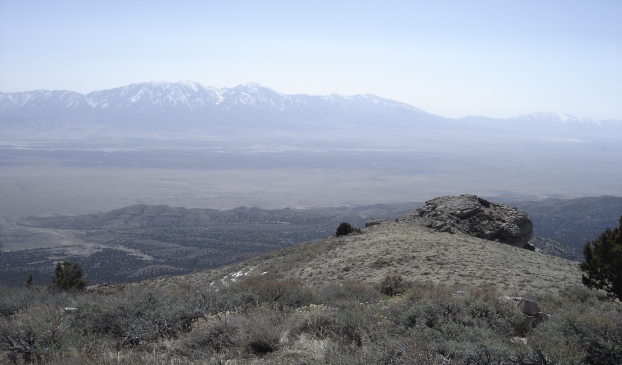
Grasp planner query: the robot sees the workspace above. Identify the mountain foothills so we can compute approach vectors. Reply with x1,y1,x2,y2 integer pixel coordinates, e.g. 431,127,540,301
1,195,620,288
149,195,582,295
513,196,622,251
0,203,421,287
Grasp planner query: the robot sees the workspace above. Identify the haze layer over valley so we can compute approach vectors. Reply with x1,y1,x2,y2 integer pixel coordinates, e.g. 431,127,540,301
1,82,621,218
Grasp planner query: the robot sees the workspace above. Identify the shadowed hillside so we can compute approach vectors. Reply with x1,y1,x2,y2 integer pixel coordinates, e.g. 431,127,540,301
514,196,622,250
0,203,421,286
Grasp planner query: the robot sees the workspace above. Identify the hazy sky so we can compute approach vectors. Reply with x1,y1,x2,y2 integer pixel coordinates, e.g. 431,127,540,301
1,0,620,120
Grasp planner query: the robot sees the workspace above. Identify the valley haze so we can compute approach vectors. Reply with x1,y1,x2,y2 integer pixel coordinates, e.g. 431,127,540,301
1,82,621,218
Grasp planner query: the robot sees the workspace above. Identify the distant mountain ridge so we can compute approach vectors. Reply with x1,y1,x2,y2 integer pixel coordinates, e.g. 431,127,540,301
2,82,620,135
511,112,622,127
0,82,441,133
20,202,420,231
0,82,426,113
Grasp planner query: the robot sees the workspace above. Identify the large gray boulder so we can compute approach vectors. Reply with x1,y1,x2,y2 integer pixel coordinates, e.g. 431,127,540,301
401,195,533,248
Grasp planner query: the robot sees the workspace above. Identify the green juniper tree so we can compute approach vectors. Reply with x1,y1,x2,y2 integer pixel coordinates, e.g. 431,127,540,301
581,216,622,300
26,273,34,288
52,260,88,291
335,222,360,236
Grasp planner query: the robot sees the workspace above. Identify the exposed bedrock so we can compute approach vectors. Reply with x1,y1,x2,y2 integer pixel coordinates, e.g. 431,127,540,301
400,194,533,248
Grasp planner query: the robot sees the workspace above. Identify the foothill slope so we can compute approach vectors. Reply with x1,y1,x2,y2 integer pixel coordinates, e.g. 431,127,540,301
145,196,582,296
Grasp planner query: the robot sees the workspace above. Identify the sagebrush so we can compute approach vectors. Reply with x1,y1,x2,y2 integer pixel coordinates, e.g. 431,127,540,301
0,277,619,364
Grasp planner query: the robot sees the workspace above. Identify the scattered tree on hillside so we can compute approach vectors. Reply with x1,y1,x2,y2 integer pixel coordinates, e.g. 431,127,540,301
580,216,622,300
52,261,88,291
335,222,360,236
25,273,34,288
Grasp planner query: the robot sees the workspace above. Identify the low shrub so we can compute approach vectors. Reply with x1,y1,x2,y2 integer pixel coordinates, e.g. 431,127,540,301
235,274,315,308
240,308,286,355
0,303,73,364
0,285,35,317
317,280,381,305
292,306,338,340
176,316,239,358
380,274,407,296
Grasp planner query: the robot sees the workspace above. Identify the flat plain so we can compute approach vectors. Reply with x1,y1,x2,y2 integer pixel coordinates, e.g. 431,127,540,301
2,141,620,219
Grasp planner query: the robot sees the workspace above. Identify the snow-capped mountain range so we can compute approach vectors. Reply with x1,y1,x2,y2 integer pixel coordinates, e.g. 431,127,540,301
0,81,620,136
0,81,426,114
0,82,444,133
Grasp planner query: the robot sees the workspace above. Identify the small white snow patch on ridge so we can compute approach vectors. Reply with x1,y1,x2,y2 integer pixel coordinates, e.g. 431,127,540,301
220,265,258,285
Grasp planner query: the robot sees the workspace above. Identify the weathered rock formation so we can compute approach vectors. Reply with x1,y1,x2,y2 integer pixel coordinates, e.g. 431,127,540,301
400,195,533,248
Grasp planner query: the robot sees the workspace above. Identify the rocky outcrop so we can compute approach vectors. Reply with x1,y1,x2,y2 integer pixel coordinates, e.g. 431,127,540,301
400,195,533,248
503,296,551,329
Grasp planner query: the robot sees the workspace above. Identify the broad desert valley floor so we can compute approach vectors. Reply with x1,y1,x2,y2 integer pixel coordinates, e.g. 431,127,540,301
2,140,620,218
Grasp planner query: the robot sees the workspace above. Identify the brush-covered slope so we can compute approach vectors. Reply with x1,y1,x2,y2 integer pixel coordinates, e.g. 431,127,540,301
1,203,420,286
146,214,581,296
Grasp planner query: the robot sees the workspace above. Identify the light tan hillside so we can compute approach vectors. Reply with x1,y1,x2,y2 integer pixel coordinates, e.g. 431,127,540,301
144,220,582,296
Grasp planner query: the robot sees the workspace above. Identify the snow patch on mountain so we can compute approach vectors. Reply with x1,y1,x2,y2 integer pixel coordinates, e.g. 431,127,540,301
512,112,622,126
